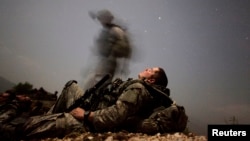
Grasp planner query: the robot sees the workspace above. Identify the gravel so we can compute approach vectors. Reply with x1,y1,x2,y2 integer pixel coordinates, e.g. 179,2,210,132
38,132,207,141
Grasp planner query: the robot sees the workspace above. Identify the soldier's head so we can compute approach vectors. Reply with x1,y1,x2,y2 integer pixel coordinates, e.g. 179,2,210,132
138,67,168,87
0,90,16,103
0,92,9,103
96,9,114,25
16,95,32,112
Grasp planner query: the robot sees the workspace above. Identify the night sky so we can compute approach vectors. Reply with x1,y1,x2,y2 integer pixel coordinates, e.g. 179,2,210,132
0,0,249,135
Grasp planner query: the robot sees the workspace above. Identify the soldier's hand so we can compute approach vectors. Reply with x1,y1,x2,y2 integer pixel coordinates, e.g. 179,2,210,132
70,107,85,120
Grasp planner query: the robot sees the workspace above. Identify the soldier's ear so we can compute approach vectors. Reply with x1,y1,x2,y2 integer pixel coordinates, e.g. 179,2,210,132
146,78,155,84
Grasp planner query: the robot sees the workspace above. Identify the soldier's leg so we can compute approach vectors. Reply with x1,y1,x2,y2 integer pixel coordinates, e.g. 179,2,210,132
49,80,84,114
22,113,88,140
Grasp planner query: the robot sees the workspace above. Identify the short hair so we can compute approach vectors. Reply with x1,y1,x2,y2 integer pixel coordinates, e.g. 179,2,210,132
154,67,168,87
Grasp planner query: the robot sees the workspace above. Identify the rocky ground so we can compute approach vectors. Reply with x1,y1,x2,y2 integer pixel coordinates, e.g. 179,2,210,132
38,132,207,141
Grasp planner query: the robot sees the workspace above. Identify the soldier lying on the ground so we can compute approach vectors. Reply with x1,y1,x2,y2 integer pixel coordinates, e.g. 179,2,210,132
1,67,188,140
0,91,33,141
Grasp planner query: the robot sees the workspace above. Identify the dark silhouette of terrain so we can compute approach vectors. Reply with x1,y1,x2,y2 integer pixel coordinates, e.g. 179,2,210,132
0,76,16,93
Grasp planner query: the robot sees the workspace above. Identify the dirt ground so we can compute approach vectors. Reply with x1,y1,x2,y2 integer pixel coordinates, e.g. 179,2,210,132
39,131,207,141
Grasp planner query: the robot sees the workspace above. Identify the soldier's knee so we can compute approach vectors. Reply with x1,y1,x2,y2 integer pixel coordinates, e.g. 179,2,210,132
64,80,78,89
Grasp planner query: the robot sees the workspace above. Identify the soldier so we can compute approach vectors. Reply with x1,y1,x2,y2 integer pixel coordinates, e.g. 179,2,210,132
0,91,32,141
22,67,188,140
84,9,132,89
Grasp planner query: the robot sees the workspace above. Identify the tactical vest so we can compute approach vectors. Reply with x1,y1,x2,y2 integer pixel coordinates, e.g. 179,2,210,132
110,79,188,134
96,24,131,58
94,78,173,112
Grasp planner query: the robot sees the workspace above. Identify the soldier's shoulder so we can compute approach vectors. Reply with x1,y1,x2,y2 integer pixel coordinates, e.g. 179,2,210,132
124,79,145,89
110,26,125,36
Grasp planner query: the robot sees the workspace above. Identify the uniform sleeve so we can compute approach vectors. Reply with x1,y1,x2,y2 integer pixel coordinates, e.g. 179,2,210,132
92,83,149,131
110,27,125,41
0,101,19,124
109,27,131,58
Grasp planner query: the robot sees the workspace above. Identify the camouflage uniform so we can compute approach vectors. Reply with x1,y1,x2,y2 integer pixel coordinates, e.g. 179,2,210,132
22,78,187,139
0,96,32,141
22,81,87,139
91,80,153,131
84,10,131,89
0,99,19,141
136,103,188,135
87,79,187,134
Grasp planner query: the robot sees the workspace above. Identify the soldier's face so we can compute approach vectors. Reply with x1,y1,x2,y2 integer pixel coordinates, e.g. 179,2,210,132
16,95,31,102
98,17,110,26
0,93,10,103
138,67,159,82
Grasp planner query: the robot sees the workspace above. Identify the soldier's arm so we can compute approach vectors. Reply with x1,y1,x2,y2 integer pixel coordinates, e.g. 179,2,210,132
0,101,19,124
87,83,149,131
109,27,125,44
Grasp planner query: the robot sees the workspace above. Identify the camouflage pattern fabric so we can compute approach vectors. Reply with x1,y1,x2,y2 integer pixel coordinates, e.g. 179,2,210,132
21,78,187,139
95,25,131,58
84,23,131,88
0,123,17,141
22,81,88,139
91,81,156,132
0,101,19,141
137,104,188,135
0,100,20,124
21,79,152,138
0,112,32,141
0,98,32,141
22,113,86,139
109,26,131,58
51,81,84,113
